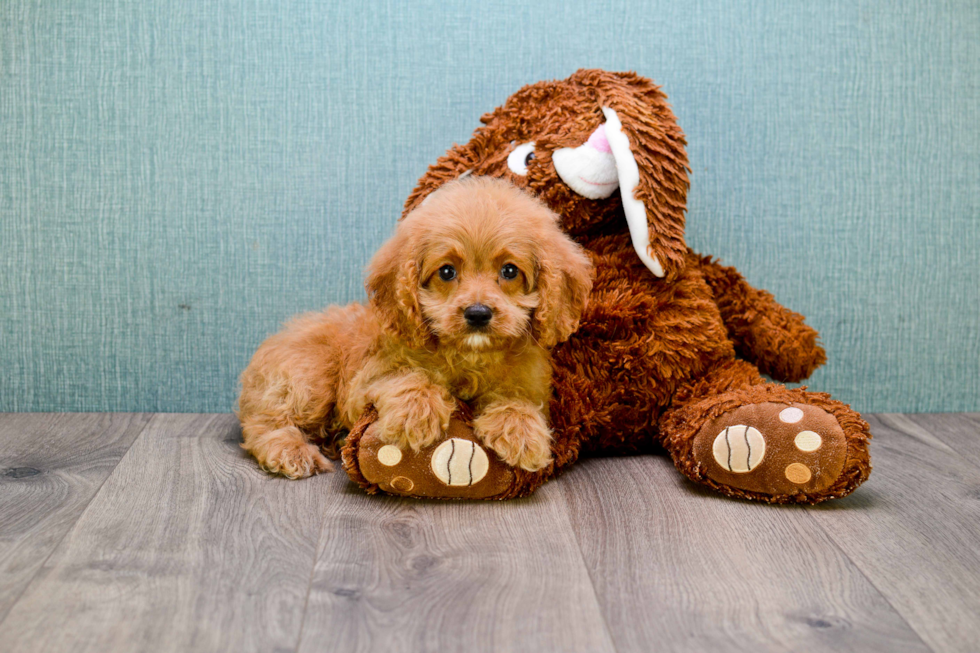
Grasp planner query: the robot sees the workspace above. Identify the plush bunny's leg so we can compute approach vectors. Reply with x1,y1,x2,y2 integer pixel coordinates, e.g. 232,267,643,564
698,257,827,382
660,360,872,504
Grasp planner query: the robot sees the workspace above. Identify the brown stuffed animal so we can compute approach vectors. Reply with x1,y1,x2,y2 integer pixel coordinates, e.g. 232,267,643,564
342,69,871,504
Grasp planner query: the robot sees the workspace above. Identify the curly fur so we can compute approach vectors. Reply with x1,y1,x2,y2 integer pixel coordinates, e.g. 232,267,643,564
237,177,592,478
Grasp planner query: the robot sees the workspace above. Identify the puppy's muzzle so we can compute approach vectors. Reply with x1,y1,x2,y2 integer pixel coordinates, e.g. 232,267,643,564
463,304,493,328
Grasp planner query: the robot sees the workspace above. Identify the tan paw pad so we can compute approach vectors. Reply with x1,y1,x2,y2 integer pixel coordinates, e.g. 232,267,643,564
784,463,812,484
794,431,822,452
779,407,804,423
377,445,403,466
390,476,414,493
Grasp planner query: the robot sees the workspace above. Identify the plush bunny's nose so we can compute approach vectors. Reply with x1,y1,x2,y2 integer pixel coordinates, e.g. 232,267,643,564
464,304,493,327
586,123,611,153
552,123,619,200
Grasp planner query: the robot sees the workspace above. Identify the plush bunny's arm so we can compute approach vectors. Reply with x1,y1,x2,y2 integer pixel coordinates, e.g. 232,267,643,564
697,256,826,382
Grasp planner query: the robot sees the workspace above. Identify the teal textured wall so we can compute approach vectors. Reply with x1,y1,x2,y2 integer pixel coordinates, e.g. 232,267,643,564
1,0,978,413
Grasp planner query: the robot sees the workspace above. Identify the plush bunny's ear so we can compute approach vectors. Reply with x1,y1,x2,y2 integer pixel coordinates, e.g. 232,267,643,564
552,109,665,277
596,72,690,281
600,106,665,278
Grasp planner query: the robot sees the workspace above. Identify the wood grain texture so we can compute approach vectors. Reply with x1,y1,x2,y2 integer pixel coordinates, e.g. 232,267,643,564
0,413,152,622
300,472,615,653
905,412,980,469
0,413,331,653
559,455,930,653
808,414,980,653
4,412,980,652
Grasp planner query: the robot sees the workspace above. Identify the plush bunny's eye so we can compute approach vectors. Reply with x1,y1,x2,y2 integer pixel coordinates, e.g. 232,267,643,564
507,142,536,176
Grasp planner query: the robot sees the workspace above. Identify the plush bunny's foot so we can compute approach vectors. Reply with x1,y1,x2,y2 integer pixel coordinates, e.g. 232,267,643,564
342,407,545,500
664,381,872,504
692,402,848,497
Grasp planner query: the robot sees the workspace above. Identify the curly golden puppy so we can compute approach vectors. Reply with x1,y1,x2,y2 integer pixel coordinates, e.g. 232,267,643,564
237,177,593,478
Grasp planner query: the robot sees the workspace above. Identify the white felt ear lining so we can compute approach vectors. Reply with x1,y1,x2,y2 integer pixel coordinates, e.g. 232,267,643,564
601,106,665,278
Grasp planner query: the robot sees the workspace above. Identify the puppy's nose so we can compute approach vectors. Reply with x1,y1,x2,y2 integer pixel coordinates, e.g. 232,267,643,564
463,304,493,327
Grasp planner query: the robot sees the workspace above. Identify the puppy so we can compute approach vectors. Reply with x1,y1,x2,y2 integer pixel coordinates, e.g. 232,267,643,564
237,176,593,479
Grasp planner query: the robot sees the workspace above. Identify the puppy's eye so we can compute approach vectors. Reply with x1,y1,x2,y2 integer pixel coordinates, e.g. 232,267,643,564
438,265,457,281
500,263,519,280
507,142,536,176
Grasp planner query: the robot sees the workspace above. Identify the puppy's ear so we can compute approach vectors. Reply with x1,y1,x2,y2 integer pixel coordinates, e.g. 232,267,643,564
365,225,430,348
532,226,594,349
572,69,691,282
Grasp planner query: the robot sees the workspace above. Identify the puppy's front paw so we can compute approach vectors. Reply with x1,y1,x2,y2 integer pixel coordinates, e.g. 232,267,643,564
245,426,333,479
475,402,553,472
375,388,454,452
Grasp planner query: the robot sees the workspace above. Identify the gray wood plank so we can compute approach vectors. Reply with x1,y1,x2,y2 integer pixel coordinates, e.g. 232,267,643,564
808,413,980,653
0,413,331,653
0,413,151,622
560,455,930,653
904,412,980,469
300,472,616,653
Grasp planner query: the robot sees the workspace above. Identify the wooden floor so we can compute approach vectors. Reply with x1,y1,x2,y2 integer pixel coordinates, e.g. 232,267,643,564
1,413,979,652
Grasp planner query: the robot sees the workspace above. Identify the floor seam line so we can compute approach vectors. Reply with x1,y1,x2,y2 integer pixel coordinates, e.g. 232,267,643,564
292,478,334,653
558,473,622,653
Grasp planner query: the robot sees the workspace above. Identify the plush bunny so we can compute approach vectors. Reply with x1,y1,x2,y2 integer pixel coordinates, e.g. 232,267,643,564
342,69,871,503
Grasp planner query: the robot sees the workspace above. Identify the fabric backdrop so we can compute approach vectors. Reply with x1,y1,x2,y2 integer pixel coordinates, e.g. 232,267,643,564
1,0,978,413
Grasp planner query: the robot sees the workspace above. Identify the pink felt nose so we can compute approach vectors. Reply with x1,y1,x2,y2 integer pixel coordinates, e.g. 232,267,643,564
587,124,611,153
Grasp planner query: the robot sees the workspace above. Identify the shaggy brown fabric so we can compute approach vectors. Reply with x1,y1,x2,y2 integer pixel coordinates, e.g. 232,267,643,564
341,406,380,495
697,256,827,382
346,69,872,504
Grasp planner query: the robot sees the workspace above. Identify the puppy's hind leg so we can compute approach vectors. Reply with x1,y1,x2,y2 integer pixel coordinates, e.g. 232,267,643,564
238,371,335,478
237,310,351,479
241,421,333,479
